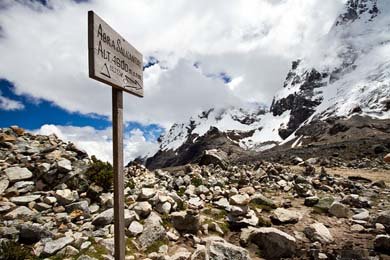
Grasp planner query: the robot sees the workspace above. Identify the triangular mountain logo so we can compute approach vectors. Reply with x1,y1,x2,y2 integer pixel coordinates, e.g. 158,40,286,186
100,63,111,78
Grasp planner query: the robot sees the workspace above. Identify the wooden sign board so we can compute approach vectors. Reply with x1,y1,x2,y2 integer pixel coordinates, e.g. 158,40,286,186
88,11,143,97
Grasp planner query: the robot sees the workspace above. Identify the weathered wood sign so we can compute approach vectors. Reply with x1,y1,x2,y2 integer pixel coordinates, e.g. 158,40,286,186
88,11,143,97
88,11,144,260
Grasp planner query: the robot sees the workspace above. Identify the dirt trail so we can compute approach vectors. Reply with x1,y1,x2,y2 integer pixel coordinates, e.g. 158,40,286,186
290,166,390,185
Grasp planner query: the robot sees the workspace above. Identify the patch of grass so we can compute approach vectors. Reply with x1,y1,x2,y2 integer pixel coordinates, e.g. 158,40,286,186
161,213,173,229
257,216,272,227
177,187,186,197
176,199,187,211
202,207,227,220
85,155,113,191
0,240,36,260
249,202,273,212
145,239,168,254
126,238,137,255
126,178,136,189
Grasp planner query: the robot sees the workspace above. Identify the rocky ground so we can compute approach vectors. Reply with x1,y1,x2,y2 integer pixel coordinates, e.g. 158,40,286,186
1,126,390,260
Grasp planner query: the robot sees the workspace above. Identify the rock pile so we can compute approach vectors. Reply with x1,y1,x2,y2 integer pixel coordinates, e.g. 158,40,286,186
1,127,390,259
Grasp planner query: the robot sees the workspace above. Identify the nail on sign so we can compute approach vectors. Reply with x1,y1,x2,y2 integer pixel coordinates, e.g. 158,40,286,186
88,11,143,97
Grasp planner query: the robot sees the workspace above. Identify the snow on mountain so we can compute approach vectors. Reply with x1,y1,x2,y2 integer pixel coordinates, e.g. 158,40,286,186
154,0,390,154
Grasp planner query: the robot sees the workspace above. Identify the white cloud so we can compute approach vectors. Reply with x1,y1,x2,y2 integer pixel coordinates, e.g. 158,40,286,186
0,0,344,127
0,92,24,110
36,124,158,163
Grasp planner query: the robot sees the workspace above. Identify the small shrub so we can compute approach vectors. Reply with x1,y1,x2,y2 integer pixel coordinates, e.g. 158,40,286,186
191,176,203,187
0,240,35,260
86,156,113,191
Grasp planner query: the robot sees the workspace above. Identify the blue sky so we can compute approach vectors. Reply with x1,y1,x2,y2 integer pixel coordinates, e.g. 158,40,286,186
0,79,163,140
0,0,344,161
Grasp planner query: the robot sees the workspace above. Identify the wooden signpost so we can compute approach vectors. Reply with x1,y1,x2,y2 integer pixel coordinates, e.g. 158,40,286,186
88,11,143,260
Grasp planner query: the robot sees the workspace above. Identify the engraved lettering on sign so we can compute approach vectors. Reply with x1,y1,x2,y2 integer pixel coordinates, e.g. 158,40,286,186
88,11,143,97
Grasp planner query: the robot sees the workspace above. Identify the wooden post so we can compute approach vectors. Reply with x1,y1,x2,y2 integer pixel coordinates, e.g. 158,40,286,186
112,88,125,260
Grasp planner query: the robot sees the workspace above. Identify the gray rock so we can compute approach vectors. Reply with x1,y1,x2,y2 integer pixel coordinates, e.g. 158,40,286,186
208,239,251,260
57,245,79,257
241,227,296,258
55,189,78,205
304,196,319,207
271,208,302,224
375,210,390,227
0,226,19,238
0,201,15,213
4,206,35,220
229,194,250,206
138,188,156,201
304,223,333,244
171,210,200,234
313,197,334,213
43,196,57,204
19,223,51,244
34,202,52,211
98,238,115,255
374,234,390,252
191,245,207,260
65,201,91,218
38,162,51,173
199,149,229,170
214,198,230,210
92,208,114,226
4,167,33,182
133,201,152,218
124,209,137,227
155,201,172,214
328,202,350,218
0,178,9,195
341,194,370,208
352,209,369,221
57,158,72,172
128,221,143,236
10,194,41,205
43,236,74,255
250,194,276,209
138,212,166,249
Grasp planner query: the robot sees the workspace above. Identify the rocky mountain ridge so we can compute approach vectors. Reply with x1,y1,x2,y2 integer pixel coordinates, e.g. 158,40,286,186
146,0,390,169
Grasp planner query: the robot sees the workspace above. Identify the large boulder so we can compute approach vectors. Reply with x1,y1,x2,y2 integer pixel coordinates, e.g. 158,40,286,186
171,210,200,234
199,149,228,170
138,212,166,249
240,227,296,258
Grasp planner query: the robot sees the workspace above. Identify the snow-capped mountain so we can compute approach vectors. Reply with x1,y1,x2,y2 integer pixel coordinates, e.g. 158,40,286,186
146,0,390,168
